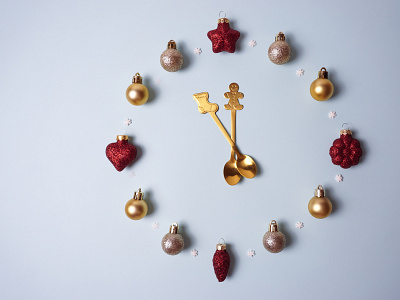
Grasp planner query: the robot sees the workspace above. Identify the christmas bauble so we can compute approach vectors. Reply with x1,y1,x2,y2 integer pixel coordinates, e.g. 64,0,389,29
126,73,149,106
212,241,230,282
207,16,240,53
308,185,332,219
268,32,291,65
310,67,334,101
125,188,148,220
329,128,363,169
105,135,137,171
160,40,183,72
263,220,286,253
161,223,184,255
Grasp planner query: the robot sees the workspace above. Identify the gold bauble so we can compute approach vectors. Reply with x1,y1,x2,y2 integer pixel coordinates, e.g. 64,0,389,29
310,67,334,101
308,185,332,219
125,188,148,220
126,73,149,106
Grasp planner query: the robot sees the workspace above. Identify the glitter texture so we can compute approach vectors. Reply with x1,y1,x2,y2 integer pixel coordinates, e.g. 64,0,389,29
160,48,183,72
207,21,240,53
329,133,363,168
212,249,230,282
263,232,286,253
161,233,184,255
105,139,137,172
268,41,291,65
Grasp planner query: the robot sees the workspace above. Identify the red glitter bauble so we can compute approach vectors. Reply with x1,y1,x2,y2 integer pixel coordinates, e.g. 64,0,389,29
329,130,362,169
212,247,230,282
106,136,137,172
207,18,240,53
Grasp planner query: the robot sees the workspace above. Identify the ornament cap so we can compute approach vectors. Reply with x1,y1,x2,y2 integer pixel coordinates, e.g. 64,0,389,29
132,73,143,84
218,17,229,24
216,243,226,250
275,32,286,41
340,129,352,136
315,185,325,197
116,135,129,141
167,40,177,49
318,67,329,79
133,188,144,200
269,220,279,232
169,222,179,234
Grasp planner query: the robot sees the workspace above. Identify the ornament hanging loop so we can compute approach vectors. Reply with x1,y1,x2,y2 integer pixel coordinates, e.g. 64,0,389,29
219,11,226,18
132,73,143,84
342,123,350,129
318,67,329,79
217,238,226,250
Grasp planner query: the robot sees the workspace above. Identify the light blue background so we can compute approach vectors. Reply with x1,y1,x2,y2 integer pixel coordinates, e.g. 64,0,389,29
1,0,400,299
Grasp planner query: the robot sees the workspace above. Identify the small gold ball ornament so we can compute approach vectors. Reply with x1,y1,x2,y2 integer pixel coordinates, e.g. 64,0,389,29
161,223,184,255
310,67,334,101
125,188,148,220
126,73,149,106
268,32,291,65
262,220,286,253
308,185,332,219
160,40,184,72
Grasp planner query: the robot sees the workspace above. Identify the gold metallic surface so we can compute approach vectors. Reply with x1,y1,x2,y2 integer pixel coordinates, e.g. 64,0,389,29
218,17,229,24
308,185,332,219
263,220,286,253
126,73,149,106
167,40,177,49
193,92,257,179
116,135,129,141
125,188,148,220
216,243,227,250
340,129,352,136
310,68,334,101
223,83,244,185
162,223,184,255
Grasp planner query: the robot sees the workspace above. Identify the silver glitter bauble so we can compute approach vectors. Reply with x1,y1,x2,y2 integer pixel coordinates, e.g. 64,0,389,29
160,40,184,72
262,220,286,253
161,223,184,255
268,32,291,65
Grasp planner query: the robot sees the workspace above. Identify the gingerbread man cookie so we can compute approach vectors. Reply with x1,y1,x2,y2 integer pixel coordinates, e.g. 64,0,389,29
224,83,244,110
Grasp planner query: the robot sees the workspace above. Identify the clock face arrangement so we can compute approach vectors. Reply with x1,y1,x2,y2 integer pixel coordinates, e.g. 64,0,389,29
105,12,364,282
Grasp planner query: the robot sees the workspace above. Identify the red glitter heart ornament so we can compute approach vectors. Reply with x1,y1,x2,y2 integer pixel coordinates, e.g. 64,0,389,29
329,129,362,169
106,135,137,171
212,242,230,282
207,18,240,53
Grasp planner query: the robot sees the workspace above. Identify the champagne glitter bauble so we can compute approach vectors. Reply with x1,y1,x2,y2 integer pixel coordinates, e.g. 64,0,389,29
126,73,149,106
308,185,332,219
263,220,286,253
125,188,147,220
160,40,183,72
268,32,291,65
329,128,363,169
212,240,230,282
105,135,137,171
310,67,334,101
161,223,184,255
207,16,240,53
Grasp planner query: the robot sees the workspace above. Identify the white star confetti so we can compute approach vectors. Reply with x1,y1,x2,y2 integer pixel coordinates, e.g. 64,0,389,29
155,78,162,85
247,250,256,257
152,222,160,229
194,48,202,55
295,222,304,229
124,118,132,126
191,249,198,257
128,171,136,178
335,174,343,182
329,111,337,119
248,40,257,47
296,69,305,77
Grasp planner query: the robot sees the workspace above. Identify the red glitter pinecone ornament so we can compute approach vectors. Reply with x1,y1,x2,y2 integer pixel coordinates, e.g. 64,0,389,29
207,15,240,53
212,240,230,282
329,129,362,169
106,135,137,171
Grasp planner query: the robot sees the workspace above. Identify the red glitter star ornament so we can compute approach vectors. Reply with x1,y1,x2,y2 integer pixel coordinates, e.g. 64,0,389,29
207,17,240,53
106,135,137,171
329,128,363,169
